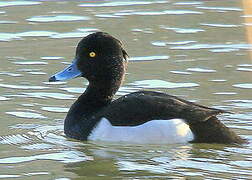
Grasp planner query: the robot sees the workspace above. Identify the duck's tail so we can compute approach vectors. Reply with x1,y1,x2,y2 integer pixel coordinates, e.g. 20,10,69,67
188,116,247,144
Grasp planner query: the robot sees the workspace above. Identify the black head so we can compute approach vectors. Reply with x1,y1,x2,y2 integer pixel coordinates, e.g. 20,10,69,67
49,32,128,84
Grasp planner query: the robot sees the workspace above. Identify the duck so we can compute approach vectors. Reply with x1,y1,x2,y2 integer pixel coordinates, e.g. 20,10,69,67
49,32,246,144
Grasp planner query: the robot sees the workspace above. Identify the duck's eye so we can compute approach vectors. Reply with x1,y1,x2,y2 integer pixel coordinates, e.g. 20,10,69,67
89,52,96,58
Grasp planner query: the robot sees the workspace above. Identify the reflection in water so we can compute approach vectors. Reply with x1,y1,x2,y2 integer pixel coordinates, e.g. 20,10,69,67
64,143,193,177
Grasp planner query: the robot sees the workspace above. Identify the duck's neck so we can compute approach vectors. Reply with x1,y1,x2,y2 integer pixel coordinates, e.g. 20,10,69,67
64,78,122,138
81,80,119,109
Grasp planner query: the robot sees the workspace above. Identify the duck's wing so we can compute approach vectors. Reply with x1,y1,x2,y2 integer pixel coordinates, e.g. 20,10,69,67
96,91,226,126
95,91,246,144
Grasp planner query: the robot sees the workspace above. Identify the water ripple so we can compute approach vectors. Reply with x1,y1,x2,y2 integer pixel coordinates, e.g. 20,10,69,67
132,28,153,34
0,134,31,145
60,86,139,96
0,20,17,24
210,79,227,82
129,55,169,61
0,72,22,77
173,159,242,174
6,111,47,119
0,83,48,90
151,41,167,47
238,64,252,67
0,29,106,41
41,107,69,113
18,31,58,37
200,23,240,28
130,79,199,89
170,70,192,75
44,81,66,85
50,32,92,39
233,84,252,89
22,92,74,100
40,56,64,60
79,1,167,7
174,2,203,5
210,48,239,53
0,33,20,41
213,92,237,95
118,160,167,173
197,6,242,12
76,28,100,32
236,67,252,72
0,96,10,101
187,68,216,73
93,9,203,19
60,87,86,93
18,68,42,72
161,26,204,34
27,15,90,23
27,71,46,75
14,61,48,65
114,10,203,16
10,123,41,129
0,1,41,7
166,40,196,45
0,172,50,179
96,14,122,18
0,151,92,164
21,143,55,150
170,43,252,51
225,100,252,109
116,87,140,96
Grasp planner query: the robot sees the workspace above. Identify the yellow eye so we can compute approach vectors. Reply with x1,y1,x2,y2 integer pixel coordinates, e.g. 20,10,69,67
89,52,96,58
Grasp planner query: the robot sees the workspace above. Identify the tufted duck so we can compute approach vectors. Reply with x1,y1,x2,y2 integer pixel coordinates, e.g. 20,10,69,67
49,32,246,144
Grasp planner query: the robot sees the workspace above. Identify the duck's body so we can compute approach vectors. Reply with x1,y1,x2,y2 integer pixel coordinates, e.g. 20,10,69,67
64,90,243,144
49,32,246,144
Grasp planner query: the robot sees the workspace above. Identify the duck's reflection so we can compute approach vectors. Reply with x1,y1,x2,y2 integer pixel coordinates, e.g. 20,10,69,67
63,142,240,179
63,142,194,178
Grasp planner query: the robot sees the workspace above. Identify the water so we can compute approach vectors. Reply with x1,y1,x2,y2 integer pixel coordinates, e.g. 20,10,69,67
0,0,251,179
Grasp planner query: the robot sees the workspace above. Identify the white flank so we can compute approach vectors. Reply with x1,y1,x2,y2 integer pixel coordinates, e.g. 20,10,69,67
88,118,194,144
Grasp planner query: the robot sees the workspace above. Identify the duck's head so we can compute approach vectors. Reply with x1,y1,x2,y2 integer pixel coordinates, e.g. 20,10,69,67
49,32,128,84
